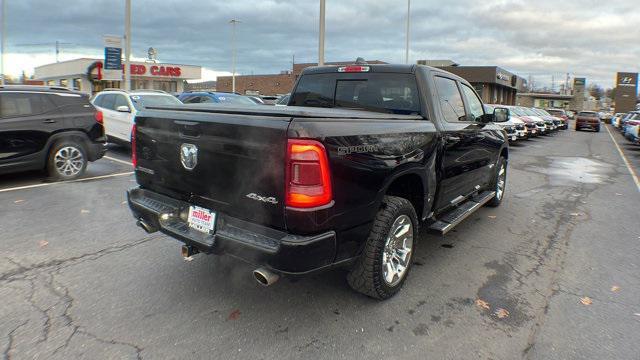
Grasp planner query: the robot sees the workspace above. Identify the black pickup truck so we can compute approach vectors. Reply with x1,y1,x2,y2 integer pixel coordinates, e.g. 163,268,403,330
127,63,510,299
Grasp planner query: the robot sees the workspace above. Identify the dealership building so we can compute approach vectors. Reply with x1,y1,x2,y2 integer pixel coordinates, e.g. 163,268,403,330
34,58,202,94
418,60,527,105
515,78,588,111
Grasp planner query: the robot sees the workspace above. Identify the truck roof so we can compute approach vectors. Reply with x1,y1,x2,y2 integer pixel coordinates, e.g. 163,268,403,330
301,63,417,75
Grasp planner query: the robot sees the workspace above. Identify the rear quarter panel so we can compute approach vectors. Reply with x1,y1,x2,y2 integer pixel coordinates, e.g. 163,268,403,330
287,117,439,259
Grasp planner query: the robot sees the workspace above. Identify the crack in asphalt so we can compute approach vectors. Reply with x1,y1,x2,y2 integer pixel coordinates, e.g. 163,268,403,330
3,319,29,360
0,237,157,282
1,237,156,359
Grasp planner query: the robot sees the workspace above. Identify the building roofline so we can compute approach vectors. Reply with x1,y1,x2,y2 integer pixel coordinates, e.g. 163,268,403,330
517,93,574,99
35,57,203,70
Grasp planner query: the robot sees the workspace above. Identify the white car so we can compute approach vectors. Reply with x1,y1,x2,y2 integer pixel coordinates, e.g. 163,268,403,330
485,104,527,141
91,89,182,142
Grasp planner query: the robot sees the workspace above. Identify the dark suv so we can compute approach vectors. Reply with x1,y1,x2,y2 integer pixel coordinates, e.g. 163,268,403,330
0,86,106,180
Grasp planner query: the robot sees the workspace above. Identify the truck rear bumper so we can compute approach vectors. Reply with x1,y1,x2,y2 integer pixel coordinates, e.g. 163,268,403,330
127,187,340,275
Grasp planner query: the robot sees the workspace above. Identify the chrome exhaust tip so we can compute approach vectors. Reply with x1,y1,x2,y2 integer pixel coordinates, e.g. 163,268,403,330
253,267,280,286
136,219,157,234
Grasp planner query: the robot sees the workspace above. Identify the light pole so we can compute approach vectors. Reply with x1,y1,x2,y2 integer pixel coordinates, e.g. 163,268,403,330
318,0,325,66
124,0,131,91
405,0,410,64
1,0,6,86
230,19,240,93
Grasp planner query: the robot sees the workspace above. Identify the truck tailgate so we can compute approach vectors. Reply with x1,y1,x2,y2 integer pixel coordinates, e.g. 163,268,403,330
134,110,291,230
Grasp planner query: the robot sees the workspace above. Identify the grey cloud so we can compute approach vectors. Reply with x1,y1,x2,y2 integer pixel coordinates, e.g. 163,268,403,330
4,0,639,87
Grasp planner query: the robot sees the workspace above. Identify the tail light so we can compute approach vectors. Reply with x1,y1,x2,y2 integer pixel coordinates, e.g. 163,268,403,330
95,110,103,124
131,124,137,168
285,139,332,208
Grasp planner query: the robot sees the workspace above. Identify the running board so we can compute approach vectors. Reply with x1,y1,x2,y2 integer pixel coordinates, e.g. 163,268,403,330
428,191,496,235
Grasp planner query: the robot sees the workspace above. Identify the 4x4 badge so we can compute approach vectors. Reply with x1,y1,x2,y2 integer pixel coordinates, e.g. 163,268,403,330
180,143,198,170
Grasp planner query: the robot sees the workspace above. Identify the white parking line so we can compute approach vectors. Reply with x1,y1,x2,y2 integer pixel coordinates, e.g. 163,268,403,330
604,124,640,192
0,171,134,193
104,155,133,166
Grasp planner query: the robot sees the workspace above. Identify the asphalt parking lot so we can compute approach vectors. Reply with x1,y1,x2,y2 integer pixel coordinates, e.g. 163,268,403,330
1,124,639,360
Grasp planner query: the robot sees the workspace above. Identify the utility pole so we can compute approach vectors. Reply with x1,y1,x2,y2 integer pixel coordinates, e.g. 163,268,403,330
230,19,240,93
124,0,132,91
16,42,73,63
405,0,411,64
1,0,6,86
318,0,325,66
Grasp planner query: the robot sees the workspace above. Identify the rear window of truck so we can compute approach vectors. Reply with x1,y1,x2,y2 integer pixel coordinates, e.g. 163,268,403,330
290,73,420,115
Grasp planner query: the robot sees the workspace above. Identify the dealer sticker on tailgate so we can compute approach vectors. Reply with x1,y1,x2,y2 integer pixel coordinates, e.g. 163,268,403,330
187,206,216,234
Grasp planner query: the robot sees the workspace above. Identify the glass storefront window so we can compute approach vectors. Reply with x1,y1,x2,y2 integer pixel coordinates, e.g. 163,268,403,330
73,78,82,91
152,80,177,92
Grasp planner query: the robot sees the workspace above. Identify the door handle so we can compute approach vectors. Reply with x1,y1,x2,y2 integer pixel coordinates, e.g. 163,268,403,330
446,136,461,142
43,119,56,123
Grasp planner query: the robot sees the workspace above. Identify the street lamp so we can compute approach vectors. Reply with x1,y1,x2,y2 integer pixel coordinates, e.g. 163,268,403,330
318,0,325,66
230,19,241,93
1,0,6,86
405,0,410,64
124,0,132,91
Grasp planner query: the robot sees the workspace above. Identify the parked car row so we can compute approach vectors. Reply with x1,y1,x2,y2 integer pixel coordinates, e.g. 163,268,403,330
484,105,568,143
0,85,292,182
91,89,294,145
177,91,289,106
611,111,640,144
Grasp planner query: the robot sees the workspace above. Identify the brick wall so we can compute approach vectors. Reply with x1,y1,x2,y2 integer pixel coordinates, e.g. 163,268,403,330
216,74,295,95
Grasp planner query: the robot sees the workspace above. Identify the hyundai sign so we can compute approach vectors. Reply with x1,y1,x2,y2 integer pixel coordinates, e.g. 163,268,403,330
614,72,638,113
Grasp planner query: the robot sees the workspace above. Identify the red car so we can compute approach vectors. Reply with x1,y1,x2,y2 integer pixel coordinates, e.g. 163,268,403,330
575,111,601,132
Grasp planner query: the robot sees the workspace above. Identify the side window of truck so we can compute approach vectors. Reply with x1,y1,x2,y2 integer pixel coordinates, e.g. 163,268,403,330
434,76,467,122
460,84,485,122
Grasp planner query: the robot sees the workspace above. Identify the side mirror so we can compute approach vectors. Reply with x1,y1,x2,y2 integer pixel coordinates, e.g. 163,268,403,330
493,107,510,122
116,105,131,113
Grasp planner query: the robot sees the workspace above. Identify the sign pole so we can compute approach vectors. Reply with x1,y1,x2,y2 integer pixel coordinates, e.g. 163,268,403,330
405,0,411,64
1,0,6,86
124,0,131,91
230,19,240,94
318,0,325,66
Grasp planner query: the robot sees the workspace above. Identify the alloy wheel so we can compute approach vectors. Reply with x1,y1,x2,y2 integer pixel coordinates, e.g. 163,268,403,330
54,146,84,177
496,163,506,200
382,215,413,286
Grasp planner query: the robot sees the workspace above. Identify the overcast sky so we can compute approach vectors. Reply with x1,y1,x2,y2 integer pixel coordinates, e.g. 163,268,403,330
3,0,639,88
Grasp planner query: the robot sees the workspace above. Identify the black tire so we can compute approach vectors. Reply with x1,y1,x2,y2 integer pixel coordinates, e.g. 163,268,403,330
487,156,507,207
594,126,600,132
47,139,87,180
347,196,418,300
